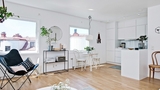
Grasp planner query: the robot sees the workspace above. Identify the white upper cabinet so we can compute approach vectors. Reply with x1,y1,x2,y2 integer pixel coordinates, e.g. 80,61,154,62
136,17,147,25
118,21,125,28
118,28,125,39
118,27,136,39
136,25,146,38
125,27,136,39
118,19,136,28
125,19,136,27
118,17,147,40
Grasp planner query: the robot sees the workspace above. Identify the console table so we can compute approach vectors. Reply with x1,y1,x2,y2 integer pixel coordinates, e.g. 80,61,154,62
43,50,69,74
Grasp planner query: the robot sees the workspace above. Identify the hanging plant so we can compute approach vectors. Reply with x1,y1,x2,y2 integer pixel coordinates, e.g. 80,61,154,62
0,7,13,23
0,0,19,23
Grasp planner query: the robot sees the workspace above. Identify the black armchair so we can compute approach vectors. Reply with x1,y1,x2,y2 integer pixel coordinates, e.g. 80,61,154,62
0,49,39,90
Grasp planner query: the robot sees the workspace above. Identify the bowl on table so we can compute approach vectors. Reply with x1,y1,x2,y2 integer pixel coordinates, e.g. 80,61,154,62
128,48,134,50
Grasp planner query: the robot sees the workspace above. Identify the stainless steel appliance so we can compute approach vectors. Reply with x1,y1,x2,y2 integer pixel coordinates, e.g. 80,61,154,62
120,43,126,48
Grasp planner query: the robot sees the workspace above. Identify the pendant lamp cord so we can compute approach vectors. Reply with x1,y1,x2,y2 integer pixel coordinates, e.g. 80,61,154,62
88,15,92,34
2,0,5,8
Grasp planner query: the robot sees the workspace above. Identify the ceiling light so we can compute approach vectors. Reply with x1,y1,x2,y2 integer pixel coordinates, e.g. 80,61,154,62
88,9,94,11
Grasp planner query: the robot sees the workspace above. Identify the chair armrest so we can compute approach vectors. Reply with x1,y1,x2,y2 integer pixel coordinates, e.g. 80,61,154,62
33,64,39,70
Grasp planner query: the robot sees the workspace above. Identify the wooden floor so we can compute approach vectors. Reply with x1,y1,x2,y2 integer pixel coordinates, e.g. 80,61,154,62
2,64,160,90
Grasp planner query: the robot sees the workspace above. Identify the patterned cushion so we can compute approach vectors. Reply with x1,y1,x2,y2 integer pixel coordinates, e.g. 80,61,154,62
21,58,35,71
10,65,27,72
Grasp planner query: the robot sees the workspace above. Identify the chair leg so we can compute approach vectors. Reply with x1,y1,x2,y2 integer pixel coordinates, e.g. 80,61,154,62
26,74,31,83
95,59,98,69
0,66,16,90
98,59,100,66
84,61,86,70
152,68,155,79
149,67,151,81
74,62,77,70
17,69,35,90
74,63,76,70
81,62,83,71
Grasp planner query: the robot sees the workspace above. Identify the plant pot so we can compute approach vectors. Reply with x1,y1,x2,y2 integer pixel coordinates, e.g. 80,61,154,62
48,46,53,51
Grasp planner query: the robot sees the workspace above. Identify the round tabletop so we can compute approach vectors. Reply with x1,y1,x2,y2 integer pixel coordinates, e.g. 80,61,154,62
37,86,77,90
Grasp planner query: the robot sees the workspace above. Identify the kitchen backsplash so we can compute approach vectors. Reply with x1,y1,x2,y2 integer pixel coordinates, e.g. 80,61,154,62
119,40,148,49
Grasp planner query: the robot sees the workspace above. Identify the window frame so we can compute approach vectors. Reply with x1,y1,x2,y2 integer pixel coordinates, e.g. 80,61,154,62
69,26,89,51
0,17,40,54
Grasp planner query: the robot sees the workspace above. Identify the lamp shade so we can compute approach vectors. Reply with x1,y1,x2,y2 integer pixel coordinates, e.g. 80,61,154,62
86,35,93,41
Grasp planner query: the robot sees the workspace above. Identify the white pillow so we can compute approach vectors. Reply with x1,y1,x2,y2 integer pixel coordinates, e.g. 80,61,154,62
10,65,27,72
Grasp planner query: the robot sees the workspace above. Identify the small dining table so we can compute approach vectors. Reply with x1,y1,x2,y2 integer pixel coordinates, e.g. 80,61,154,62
83,52,98,71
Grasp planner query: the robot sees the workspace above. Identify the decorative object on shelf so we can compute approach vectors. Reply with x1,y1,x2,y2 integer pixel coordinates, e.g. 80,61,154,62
40,26,55,50
155,26,160,34
97,33,101,43
86,15,93,42
84,46,94,53
0,0,19,23
136,35,148,49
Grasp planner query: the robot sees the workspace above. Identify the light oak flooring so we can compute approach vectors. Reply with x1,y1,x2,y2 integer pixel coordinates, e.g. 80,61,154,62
1,64,160,90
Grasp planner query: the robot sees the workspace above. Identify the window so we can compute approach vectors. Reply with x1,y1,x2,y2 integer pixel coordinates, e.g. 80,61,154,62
70,27,89,50
0,19,37,52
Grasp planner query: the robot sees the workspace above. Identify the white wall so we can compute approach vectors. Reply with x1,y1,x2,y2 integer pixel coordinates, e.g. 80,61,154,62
148,4,160,79
1,2,106,73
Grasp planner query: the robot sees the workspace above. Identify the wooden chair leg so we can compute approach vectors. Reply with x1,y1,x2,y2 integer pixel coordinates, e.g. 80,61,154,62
149,67,151,81
152,68,155,79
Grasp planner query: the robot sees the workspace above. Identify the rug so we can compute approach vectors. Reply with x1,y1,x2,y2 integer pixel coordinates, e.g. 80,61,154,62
109,65,121,70
82,86,96,90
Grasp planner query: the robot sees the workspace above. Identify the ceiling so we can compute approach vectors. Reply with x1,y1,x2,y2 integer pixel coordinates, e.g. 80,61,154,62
5,0,160,22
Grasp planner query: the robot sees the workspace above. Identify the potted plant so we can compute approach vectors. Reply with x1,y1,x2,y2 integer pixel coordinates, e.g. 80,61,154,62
0,6,14,23
84,46,94,53
136,35,148,49
40,26,56,50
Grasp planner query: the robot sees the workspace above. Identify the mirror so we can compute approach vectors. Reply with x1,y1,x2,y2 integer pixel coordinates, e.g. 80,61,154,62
49,26,62,42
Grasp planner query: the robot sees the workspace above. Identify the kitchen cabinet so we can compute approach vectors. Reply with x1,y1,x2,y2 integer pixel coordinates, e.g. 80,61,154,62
106,51,114,62
136,17,147,25
118,27,136,39
136,25,146,38
118,17,147,40
125,19,136,27
121,49,148,80
106,40,115,50
115,49,121,63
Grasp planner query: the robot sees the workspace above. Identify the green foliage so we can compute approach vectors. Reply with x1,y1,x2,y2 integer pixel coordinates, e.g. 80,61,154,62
0,7,13,20
136,35,148,42
40,26,56,45
84,46,94,51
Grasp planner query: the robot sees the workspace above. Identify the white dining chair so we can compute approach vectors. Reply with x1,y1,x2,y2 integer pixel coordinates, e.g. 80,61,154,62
73,49,86,71
91,52,100,69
